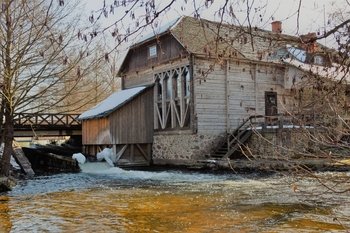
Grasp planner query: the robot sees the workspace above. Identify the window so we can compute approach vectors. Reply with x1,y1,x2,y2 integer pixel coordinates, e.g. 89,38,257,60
154,66,191,130
314,55,324,65
183,69,190,98
148,44,157,58
164,74,172,99
156,78,162,100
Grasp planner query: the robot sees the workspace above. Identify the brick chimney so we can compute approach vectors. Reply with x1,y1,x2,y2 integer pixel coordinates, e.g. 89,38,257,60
271,21,282,33
300,32,318,53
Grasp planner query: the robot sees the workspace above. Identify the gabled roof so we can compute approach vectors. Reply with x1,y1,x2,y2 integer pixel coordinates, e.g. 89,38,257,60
169,16,300,60
119,16,333,74
132,17,182,47
78,86,148,120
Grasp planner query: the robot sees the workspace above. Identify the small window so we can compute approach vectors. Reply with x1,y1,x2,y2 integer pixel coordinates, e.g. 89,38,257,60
314,55,323,65
148,44,157,58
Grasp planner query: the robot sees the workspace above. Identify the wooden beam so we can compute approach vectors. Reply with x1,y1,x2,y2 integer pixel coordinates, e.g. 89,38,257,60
147,143,152,161
130,144,135,162
161,73,167,129
225,59,230,133
189,55,196,133
115,144,128,162
154,79,159,129
13,144,35,177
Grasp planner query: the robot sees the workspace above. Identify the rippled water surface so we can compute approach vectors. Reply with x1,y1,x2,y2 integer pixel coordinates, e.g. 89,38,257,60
1,162,349,232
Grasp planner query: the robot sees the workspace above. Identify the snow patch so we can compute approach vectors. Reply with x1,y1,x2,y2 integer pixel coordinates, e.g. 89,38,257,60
72,153,86,165
10,156,21,170
283,58,350,82
96,148,115,167
78,86,147,120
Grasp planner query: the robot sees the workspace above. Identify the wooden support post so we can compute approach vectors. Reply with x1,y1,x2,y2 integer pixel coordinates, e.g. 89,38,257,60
170,70,177,128
154,78,159,129
225,59,230,133
179,67,185,127
189,55,196,133
112,144,117,157
130,144,135,162
161,73,167,129
253,63,258,115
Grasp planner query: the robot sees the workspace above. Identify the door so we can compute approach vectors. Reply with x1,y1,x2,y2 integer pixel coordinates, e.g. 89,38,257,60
265,91,277,116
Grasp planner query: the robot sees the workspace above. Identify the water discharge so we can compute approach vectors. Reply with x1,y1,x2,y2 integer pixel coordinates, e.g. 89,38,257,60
0,162,349,232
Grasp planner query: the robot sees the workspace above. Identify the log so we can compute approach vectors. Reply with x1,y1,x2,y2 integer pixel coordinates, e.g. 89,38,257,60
0,176,16,192
13,146,35,177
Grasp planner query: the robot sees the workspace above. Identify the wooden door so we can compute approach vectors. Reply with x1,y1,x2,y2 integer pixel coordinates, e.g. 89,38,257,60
265,92,277,116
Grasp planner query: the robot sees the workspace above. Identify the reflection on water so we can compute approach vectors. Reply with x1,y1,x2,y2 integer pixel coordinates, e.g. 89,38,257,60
0,162,349,232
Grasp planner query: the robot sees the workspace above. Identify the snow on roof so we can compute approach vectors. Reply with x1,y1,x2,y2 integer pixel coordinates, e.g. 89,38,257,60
78,86,147,120
283,58,350,82
133,17,181,45
287,46,307,62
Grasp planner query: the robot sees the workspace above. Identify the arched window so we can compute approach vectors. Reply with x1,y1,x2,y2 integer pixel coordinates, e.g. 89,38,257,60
154,66,191,130
164,73,172,99
182,68,191,97
155,78,162,101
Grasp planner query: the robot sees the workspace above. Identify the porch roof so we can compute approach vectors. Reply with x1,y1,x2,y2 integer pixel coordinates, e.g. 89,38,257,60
78,86,148,120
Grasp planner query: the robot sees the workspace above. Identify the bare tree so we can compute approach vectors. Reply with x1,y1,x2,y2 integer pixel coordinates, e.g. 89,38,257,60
0,0,108,177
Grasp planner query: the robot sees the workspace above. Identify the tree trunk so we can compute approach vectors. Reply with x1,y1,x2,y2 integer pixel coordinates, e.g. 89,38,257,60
0,109,14,177
0,97,5,145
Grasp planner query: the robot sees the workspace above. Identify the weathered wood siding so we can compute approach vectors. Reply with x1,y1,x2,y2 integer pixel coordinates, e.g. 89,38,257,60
123,57,190,89
120,34,188,75
82,118,111,145
194,59,227,135
123,67,154,88
109,87,154,144
194,57,295,135
82,88,154,146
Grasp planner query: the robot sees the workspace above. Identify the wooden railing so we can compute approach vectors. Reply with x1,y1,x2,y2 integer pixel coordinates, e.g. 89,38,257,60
248,113,321,129
222,114,320,159
13,113,81,128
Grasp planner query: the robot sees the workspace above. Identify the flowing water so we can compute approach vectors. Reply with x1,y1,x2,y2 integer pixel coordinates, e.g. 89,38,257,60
0,162,349,232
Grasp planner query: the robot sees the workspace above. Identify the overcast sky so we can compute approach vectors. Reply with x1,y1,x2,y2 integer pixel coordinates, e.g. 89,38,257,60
82,0,348,53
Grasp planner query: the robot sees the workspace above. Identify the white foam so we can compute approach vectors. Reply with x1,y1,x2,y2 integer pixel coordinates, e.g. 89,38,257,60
96,148,115,167
72,153,86,165
79,162,230,183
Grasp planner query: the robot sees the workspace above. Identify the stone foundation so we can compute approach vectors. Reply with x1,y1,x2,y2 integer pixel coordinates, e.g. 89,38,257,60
152,133,223,165
247,128,313,159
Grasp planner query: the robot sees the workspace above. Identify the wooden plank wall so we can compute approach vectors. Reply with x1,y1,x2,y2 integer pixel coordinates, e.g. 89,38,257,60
194,57,294,135
121,34,188,75
123,58,190,89
109,87,154,144
82,118,111,145
194,59,227,134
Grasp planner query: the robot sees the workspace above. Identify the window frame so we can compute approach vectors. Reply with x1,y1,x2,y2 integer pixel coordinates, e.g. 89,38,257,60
148,44,157,58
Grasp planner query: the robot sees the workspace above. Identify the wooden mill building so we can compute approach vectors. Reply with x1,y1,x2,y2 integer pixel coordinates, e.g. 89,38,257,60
80,16,337,166
78,86,154,166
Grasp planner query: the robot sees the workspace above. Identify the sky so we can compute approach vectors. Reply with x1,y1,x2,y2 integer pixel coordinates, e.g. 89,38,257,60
81,0,348,56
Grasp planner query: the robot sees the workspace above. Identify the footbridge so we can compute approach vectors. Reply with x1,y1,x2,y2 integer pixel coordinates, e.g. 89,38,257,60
13,113,81,137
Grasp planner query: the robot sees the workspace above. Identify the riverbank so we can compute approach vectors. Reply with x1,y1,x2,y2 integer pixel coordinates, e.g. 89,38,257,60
0,176,16,192
152,156,350,174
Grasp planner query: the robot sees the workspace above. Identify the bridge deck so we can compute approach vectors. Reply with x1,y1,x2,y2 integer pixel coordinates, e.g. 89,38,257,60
13,113,81,137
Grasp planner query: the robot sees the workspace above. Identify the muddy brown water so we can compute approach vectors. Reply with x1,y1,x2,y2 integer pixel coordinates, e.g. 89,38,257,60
0,162,349,232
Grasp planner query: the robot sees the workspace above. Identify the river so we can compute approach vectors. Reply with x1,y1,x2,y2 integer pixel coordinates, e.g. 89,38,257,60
0,162,349,232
